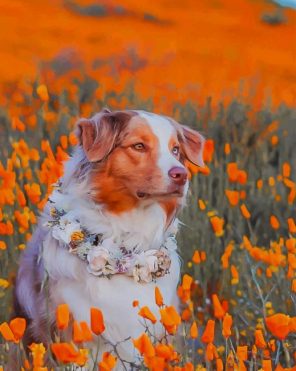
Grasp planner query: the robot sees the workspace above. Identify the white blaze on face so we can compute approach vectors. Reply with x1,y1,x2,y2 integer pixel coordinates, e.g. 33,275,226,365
138,111,185,186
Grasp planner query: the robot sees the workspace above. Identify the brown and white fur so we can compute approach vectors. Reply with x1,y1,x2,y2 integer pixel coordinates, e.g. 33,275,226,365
14,109,204,365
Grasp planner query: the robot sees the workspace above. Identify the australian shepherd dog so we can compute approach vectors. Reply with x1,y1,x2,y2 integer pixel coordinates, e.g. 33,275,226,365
14,109,204,365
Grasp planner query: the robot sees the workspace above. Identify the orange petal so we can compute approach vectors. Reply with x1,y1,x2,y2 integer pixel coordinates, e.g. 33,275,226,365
201,319,215,343
90,308,105,335
138,306,157,324
56,304,70,330
155,286,164,307
0,322,15,342
9,317,26,341
189,321,198,339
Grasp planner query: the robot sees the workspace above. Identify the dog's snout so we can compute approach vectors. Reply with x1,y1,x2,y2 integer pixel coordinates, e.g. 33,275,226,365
168,166,187,185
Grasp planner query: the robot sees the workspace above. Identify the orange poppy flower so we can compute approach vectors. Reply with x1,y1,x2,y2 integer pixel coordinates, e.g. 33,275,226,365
216,358,224,371
262,360,272,371
254,330,267,348
138,306,157,324
205,342,218,361
192,250,201,264
133,333,155,357
24,183,41,204
237,170,248,185
212,294,225,319
200,251,207,261
265,313,290,340
69,132,78,146
190,321,198,339
132,300,139,307
222,313,232,339
17,190,27,207
0,241,6,250
155,286,164,307
12,117,26,132
203,139,215,163
73,321,93,343
230,265,239,285
144,355,166,371
221,242,234,269
288,189,296,205
0,323,15,342
286,238,296,253
72,321,83,343
98,352,117,371
155,343,174,360
225,190,240,206
181,308,192,322
270,215,280,230
198,199,206,210
237,345,248,371
28,343,46,368
0,317,26,343
221,300,229,313
185,160,198,176
90,307,105,335
56,304,70,330
159,306,181,335
240,204,251,219
178,362,193,371
60,135,68,150
210,216,225,237
201,319,215,343
271,135,278,146
29,148,40,162
182,274,193,291
9,318,26,342
282,162,291,178
80,322,93,342
177,285,191,303
51,343,87,365
240,190,246,200
227,163,239,182
287,218,296,234
256,179,263,189
36,84,49,101
224,143,231,155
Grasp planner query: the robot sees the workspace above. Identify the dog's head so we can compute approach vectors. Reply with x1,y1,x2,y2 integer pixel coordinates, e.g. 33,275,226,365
76,109,204,214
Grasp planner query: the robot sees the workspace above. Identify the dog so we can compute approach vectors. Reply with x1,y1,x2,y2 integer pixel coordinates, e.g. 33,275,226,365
14,109,204,366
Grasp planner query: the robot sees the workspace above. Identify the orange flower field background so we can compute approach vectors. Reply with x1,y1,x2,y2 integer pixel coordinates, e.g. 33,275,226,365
1,0,296,106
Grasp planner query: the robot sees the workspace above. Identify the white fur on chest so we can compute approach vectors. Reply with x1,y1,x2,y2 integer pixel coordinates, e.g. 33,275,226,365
47,246,180,337
42,191,181,359
42,233,180,360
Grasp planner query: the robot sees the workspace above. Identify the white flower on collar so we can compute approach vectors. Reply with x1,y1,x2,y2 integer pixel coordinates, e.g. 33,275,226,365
87,246,113,276
51,217,81,245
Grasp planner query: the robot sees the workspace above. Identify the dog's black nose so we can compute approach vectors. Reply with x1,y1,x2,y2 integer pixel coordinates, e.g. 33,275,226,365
168,166,187,186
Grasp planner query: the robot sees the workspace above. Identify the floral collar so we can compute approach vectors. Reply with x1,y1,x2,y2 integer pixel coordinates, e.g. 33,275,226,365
45,206,177,283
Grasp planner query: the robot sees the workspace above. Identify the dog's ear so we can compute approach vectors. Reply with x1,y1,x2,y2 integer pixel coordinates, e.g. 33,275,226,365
76,110,132,162
178,125,205,167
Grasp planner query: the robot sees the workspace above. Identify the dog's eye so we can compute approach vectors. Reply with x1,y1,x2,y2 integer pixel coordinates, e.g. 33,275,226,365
172,146,180,156
132,143,145,151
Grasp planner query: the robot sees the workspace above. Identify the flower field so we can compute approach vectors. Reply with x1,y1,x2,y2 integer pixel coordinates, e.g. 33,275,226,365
0,0,296,369
0,69,295,369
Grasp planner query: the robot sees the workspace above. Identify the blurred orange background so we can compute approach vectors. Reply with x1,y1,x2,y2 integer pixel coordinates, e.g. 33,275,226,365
1,0,296,106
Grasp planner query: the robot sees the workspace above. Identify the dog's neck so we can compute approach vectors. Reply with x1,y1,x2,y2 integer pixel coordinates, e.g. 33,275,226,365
47,179,178,252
